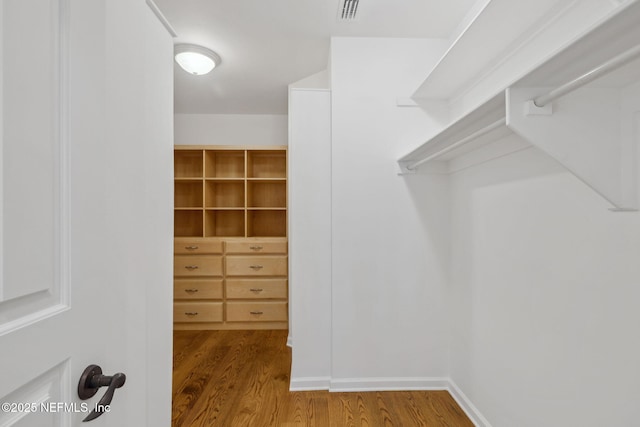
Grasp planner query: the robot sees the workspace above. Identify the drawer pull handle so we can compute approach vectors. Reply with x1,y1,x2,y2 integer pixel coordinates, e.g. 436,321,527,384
185,246,199,250
249,288,263,292
250,311,264,315
184,265,199,270
250,246,263,251
184,289,199,293
249,265,263,270
184,312,198,316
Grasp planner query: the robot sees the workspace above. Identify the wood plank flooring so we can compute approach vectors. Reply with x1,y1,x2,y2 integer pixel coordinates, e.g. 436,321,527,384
172,330,474,427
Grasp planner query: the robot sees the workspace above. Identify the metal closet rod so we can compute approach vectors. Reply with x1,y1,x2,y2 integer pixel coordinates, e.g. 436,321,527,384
533,43,640,107
406,118,505,171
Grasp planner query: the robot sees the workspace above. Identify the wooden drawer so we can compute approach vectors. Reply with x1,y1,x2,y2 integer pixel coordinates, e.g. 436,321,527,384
225,240,287,254
174,239,223,255
225,256,287,276
226,302,287,322
174,279,223,300
174,302,223,323
174,255,223,277
226,279,287,299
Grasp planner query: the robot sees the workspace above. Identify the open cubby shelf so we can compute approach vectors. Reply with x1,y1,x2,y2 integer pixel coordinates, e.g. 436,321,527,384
248,150,287,178
205,210,245,237
174,181,203,208
248,181,287,208
174,150,204,178
205,150,245,178
174,147,287,237
205,180,245,208
248,210,287,237
174,210,203,237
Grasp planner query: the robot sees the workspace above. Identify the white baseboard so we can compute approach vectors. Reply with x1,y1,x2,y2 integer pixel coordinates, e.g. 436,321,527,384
288,375,491,427
289,376,330,391
286,335,293,348
446,380,493,427
329,377,450,392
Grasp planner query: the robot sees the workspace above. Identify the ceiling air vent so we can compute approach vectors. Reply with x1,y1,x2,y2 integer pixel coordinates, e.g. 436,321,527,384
338,0,360,21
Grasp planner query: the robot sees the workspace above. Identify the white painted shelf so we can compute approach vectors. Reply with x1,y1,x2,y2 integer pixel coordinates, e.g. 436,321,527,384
398,94,512,174
507,0,640,211
401,0,640,210
412,0,568,100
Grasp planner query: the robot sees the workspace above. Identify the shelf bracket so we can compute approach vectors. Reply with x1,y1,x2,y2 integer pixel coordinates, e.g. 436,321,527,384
397,161,417,175
507,86,639,211
524,100,552,116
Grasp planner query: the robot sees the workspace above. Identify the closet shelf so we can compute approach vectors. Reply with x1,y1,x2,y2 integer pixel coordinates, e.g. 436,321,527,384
507,0,640,211
412,0,568,100
398,94,512,174
400,0,640,211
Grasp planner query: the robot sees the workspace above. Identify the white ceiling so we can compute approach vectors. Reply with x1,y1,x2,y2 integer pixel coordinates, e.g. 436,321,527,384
154,0,479,114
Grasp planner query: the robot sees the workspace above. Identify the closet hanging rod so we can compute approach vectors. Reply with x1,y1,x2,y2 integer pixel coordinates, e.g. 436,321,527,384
533,44,640,107
406,118,505,171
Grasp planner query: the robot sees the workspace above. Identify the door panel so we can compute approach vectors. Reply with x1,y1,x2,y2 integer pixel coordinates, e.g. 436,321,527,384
0,0,174,425
0,362,69,427
2,0,59,301
0,0,68,333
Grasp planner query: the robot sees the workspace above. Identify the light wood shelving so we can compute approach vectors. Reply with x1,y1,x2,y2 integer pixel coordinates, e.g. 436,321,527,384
174,146,287,238
173,146,288,330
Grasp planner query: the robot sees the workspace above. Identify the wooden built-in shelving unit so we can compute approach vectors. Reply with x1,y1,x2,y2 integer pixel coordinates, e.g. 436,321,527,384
173,146,288,330
174,147,287,238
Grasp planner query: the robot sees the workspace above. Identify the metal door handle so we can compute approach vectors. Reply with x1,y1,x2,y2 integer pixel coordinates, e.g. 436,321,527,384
249,265,263,270
78,364,126,422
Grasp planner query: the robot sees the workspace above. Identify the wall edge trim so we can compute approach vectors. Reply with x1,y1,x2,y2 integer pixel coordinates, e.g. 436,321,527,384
329,376,450,392
289,377,331,391
289,376,492,427
447,379,493,427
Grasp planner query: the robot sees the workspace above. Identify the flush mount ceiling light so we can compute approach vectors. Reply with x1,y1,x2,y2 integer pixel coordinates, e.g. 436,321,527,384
174,44,221,76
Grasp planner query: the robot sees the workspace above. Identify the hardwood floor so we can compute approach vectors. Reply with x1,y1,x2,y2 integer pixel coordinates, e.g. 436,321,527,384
172,330,474,427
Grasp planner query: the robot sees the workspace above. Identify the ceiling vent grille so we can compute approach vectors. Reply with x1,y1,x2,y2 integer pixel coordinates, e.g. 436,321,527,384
338,0,360,21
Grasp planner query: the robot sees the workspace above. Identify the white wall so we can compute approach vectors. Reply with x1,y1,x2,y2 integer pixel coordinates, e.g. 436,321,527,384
287,4,640,424
449,138,640,426
288,88,332,389
329,37,452,387
289,70,329,90
174,113,287,146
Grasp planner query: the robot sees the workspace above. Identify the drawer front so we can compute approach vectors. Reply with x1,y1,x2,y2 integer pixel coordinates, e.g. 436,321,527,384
174,279,223,300
226,279,287,299
226,256,287,276
174,239,223,255
225,240,287,254
226,302,287,322
174,255,223,277
174,302,223,323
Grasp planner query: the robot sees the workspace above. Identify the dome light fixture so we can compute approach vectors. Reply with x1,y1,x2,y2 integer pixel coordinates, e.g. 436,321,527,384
174,44,221,76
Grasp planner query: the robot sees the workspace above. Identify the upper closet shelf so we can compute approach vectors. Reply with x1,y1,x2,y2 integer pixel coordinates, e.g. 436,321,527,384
412,0,568,100
401,0,640,211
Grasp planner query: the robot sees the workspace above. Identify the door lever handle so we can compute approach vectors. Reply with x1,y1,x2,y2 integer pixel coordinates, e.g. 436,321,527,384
77,364,126,422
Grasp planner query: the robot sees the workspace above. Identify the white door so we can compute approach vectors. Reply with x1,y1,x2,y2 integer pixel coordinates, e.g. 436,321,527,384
0,0,174,426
